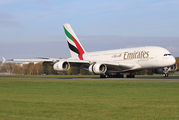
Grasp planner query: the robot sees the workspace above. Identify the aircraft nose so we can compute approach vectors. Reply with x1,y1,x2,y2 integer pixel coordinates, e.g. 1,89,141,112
163,56,176,67
170,56,176,65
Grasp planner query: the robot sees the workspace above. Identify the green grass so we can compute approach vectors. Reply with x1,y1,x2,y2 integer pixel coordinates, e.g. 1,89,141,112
0,78,179,120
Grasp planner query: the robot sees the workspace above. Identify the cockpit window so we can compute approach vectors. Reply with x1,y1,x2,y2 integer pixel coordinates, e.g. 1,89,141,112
164,54,172,56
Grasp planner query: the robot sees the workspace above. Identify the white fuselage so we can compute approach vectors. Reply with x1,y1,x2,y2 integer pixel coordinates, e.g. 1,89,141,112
81,46,175,72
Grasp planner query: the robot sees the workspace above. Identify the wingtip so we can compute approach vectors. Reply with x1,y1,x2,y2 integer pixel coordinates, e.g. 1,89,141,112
2,57,6,64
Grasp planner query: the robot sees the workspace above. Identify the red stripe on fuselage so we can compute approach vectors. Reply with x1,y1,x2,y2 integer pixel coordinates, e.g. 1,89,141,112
71,35,85,60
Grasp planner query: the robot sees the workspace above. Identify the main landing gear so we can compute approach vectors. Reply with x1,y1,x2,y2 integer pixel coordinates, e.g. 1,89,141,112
100,74,124,78
100,73,135,78
126,74,135,78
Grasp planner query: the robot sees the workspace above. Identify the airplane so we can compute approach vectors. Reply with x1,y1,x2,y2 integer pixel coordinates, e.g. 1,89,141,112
3,23,177,78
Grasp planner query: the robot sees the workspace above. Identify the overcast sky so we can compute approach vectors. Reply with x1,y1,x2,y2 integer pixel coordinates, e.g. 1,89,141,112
0,0,179,61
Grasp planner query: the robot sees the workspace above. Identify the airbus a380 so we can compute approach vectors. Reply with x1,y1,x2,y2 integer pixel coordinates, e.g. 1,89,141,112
3,23,177,78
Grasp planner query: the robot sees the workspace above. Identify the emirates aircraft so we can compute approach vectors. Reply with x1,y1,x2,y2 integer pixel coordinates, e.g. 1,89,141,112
3,23,177,78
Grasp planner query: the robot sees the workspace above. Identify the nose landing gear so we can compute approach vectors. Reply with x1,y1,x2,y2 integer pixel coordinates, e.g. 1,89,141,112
163,73,168,77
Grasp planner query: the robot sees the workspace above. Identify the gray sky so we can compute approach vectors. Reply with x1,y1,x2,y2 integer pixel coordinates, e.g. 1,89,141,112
0,0,179,61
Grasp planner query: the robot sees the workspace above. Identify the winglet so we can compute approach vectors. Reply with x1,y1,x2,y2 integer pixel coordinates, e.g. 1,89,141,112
2,57,6,64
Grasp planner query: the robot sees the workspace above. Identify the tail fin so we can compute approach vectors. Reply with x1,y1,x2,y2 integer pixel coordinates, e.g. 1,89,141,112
63,23,86,60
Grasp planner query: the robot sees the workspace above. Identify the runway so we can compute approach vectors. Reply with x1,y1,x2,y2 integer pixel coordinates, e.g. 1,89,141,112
99,78,179,81
0,76,179,81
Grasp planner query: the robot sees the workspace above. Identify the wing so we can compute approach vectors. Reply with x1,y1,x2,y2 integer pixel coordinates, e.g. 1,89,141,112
2,57,90,68
3,57,55,63
3,57,138,73
67,60,137,73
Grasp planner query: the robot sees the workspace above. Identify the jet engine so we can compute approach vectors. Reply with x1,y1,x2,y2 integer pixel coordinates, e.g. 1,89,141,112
152,64,177,74
53,61,70,71
89,63,107,74
169,63,177,72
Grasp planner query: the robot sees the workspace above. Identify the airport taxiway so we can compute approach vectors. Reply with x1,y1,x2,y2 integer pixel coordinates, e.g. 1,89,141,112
0,76,179,81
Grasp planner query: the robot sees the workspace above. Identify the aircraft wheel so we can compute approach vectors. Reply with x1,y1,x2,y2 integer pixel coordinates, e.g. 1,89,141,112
109,75,112,78
116,74,123,78
121,74,124,78
126,74,135,78
100,75,105,78
117,75,121,78
166,73,168,77
105,74,109,78
112,75,115,78
163,73,168,77
116,74,119,78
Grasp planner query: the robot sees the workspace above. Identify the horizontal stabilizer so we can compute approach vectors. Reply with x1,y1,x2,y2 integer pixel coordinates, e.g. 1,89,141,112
36,57,53,59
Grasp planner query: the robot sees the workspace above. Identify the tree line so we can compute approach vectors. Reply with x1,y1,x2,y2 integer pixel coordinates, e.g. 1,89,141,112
0,62,92,75
0,57,178,75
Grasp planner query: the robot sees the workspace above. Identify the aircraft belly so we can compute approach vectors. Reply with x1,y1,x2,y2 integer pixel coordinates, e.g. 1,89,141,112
106,65,131,73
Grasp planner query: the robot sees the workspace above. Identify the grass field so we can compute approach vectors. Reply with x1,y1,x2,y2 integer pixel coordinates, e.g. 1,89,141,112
0,77,179,120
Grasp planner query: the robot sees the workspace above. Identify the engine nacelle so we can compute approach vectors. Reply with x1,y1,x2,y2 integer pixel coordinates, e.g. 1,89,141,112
89,63,107,74
169,64,177,72
53,61,70,71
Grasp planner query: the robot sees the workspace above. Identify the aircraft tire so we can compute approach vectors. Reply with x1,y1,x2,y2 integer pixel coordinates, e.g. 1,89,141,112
163,73,168,77
126,74,135,78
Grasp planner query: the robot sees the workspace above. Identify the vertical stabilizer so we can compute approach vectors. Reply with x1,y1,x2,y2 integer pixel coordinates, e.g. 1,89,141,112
63,23,86,60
